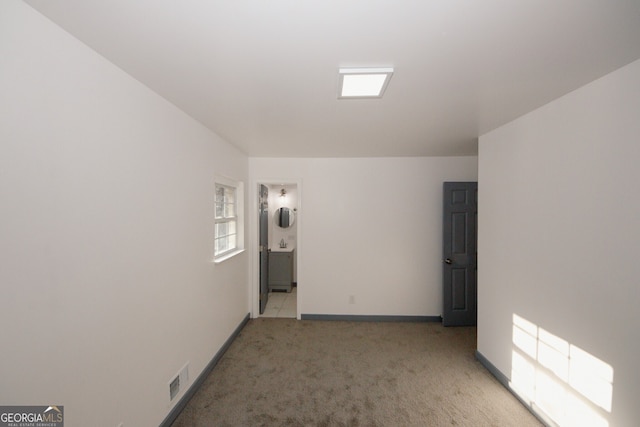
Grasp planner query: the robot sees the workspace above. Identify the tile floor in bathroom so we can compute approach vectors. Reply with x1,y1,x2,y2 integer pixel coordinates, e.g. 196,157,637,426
262,286,297,318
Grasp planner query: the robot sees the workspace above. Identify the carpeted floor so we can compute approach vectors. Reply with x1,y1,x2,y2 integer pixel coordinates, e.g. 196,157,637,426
171,319,542,427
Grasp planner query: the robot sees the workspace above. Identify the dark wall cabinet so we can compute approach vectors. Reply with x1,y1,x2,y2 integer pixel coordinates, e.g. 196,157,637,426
268,249,294,292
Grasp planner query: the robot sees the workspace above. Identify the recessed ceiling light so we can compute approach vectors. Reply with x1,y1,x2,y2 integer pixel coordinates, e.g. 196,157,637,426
338,67,393,99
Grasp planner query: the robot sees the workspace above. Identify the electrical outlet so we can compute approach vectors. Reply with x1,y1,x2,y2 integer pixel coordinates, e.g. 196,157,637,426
116,423,123,427
349,295,355,304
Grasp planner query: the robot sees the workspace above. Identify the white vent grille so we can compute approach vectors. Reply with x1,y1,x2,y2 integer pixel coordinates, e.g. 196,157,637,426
169,362,189,403
169,376,180,401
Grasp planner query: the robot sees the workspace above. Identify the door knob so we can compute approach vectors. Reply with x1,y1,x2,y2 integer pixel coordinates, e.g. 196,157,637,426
444,258,452,264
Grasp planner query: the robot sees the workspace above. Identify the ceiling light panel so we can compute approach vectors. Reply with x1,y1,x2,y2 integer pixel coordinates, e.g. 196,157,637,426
338,67,393,99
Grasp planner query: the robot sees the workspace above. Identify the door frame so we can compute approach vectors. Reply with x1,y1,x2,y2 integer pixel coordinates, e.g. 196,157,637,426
258,184,269,314
249,178,302,319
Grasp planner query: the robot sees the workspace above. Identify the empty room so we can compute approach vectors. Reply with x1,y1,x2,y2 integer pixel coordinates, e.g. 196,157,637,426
1,1,639,426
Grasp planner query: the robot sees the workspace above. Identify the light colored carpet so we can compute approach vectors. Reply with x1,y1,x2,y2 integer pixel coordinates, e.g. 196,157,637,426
172,319,542,426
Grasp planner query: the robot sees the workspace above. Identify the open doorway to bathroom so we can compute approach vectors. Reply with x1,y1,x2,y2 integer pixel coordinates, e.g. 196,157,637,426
258,183,298,318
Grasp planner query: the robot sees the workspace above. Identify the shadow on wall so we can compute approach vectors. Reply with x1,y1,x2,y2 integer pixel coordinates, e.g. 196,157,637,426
510,314,614,427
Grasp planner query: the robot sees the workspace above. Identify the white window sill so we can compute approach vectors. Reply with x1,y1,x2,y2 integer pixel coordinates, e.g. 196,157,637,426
213,249,245,264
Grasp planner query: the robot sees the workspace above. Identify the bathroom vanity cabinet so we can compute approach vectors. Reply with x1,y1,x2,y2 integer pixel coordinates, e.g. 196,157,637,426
268,249,294,292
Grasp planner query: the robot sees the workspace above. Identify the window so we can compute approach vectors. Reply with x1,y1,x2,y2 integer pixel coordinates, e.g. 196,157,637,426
214,183,237,257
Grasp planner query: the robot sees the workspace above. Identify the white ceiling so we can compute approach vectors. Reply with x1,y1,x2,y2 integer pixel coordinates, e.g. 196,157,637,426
25,0,640,157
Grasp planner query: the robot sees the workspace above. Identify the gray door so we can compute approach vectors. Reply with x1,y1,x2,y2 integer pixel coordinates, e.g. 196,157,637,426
259,185,269,314
442,182,477,326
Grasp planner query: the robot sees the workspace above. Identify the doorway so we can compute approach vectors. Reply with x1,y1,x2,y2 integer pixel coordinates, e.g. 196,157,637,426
257,182,298,318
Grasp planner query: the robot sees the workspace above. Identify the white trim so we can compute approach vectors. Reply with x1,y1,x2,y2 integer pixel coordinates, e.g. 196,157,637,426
213,248,245,264
249,178,302,320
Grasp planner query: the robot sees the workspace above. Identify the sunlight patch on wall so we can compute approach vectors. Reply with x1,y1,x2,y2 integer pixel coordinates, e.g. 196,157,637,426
510,314,613,427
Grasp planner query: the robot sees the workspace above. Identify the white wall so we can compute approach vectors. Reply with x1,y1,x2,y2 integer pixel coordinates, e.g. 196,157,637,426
478,59,640,426
250,157,478,318
0,3,248,426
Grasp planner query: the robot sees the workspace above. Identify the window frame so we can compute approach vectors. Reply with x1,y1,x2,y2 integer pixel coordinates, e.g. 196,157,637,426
213,178,244,263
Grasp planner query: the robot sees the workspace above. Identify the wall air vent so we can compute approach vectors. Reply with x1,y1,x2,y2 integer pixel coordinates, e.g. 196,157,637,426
169,375,180,401
169,362,189,403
